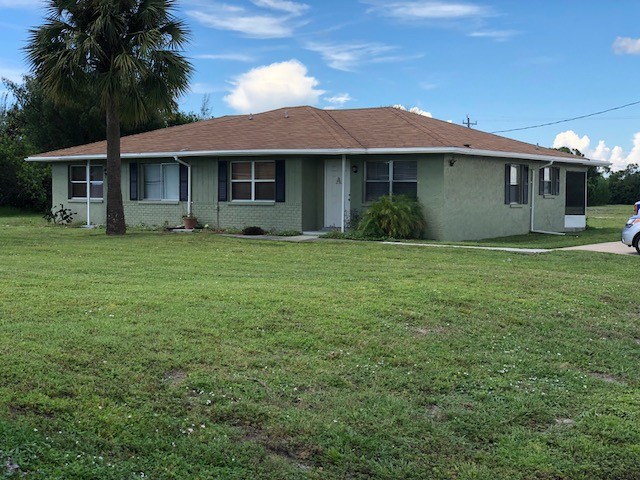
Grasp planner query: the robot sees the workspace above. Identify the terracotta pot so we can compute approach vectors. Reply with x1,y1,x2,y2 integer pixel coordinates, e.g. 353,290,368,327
183,216,197,229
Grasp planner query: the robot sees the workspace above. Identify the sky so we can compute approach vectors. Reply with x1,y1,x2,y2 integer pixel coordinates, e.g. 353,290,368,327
1,0,639,170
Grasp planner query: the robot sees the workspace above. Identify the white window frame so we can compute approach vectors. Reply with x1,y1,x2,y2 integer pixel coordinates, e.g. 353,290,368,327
364,160,417,202
231,160,276,201
142,163,179,201
70,165,103,200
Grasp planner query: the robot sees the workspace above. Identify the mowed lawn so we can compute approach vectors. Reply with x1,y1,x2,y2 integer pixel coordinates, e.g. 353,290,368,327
0,211,638,479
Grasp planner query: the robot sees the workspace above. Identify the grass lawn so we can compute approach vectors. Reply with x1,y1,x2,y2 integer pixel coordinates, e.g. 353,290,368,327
0,209,638,479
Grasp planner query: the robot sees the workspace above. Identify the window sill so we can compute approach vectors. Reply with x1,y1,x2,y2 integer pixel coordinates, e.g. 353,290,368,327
138,200,180,205
541,194,557,199
509,203,524,208
69,199,104,203
228,201,276,206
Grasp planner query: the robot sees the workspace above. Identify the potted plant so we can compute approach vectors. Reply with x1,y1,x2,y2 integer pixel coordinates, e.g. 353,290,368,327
182,213,197,229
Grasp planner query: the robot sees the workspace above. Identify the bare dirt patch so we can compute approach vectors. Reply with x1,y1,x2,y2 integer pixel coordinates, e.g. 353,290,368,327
414,326,449,336
588,372,626,385
241,426,321,470
163,369,187,386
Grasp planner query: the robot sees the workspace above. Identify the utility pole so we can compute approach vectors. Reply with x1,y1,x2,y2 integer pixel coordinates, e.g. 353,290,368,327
462,115,477,128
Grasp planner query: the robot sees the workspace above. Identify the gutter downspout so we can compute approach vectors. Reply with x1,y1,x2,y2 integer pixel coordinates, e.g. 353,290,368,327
341,154,346,233
530,160,565,235
173,156,191,216
81,159,94,229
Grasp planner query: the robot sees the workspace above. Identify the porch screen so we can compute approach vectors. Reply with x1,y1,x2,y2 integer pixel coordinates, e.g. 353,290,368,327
565,171,586,215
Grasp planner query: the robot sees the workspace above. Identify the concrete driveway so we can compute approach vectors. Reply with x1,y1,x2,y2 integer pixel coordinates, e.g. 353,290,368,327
561,241,638,256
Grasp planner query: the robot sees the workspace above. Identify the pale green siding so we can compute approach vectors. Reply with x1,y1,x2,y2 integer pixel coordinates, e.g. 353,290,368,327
51,162,107,224
48,154,587,240
349,154,446,239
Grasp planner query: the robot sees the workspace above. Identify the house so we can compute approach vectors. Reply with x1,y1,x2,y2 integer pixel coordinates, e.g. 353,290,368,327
27,106,608,241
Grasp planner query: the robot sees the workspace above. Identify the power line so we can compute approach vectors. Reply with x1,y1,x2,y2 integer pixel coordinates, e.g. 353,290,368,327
490,100,640,134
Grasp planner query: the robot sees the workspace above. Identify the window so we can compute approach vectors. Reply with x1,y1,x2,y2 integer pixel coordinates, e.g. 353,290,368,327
539,166,560,195
69,165,103,199
231,161,275,201
365,160,417,202
143,163,179,200
504,164,529,204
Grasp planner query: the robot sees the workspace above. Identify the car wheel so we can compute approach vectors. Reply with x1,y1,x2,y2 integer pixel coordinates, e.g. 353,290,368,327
634,234,640,254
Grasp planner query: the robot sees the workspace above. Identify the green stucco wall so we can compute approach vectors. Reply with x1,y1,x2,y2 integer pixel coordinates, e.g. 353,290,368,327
48,154,586,240
51,162,107,224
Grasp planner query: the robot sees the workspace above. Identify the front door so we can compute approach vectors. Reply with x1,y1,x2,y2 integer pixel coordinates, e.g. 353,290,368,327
324,159,343,228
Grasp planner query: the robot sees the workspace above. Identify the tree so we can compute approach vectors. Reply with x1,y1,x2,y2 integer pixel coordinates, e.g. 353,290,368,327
0,94,51,211
5,76,199,154
609,164,640,205
25,0,192,235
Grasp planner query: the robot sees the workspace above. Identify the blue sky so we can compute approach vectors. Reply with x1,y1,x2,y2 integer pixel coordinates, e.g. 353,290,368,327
1,0,639,170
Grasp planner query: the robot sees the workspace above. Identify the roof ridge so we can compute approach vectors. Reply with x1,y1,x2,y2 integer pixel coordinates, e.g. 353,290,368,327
387,107,451,146
306,107,364,149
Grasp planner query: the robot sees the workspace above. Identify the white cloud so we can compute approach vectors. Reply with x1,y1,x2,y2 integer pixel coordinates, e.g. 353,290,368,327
392,104,432,117
612,36,640,55
189,82,225,94
305,42,397,71
186,2,307,39
194,53,256,62
224,60,324,113
250,0,309,15
324,93,352,106
419,81,437,90
469,30,517,41
364,1,489,20
552,130,591,154
553,129,640,171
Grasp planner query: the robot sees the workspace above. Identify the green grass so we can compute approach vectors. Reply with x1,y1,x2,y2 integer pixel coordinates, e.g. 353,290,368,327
0,210,639,479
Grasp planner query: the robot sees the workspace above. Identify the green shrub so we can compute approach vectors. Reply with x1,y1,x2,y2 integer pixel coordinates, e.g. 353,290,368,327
242,226,266,235
358,195,426,239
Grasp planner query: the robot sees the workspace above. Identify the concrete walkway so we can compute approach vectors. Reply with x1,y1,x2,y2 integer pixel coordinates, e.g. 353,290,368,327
561,241,638,256
382,241,550,254
227,233,638,256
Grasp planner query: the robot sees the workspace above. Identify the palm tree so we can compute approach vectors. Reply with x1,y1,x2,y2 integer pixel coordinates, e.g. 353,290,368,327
26,0,192,235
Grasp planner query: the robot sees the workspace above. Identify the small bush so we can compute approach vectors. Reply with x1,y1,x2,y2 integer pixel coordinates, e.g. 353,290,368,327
242,226,266,235
42,204,76,225
358,195,426,239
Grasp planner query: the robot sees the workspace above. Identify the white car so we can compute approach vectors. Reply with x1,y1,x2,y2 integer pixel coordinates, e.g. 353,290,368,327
621,215,640,254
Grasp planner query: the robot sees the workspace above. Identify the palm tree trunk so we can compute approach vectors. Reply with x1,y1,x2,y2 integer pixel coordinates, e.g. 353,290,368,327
105,95,126,235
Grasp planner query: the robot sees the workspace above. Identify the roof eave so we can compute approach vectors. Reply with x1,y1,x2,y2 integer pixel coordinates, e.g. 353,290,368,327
26,147,609,167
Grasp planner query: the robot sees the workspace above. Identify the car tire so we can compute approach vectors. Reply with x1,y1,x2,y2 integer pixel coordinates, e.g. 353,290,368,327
634,233,640,254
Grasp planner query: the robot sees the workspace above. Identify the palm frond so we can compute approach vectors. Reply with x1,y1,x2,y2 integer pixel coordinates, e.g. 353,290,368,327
25,0,192,125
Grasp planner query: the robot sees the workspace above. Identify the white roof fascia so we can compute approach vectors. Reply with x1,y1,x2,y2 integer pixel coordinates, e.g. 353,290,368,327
26,147,609,167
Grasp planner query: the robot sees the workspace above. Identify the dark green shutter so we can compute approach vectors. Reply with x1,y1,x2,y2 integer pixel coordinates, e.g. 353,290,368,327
129,163,138,201
218,161,228,202
179,164,188,201
522,166,529,204
553,167,560,196
539,167,544,195
275,160,285,202
504,164,511,204
68,165,72,199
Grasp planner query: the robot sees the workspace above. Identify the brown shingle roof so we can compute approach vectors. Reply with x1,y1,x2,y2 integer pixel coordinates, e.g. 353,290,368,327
31,106,589,162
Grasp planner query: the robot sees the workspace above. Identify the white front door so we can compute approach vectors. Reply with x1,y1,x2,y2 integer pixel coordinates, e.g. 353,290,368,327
324,159,343,228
